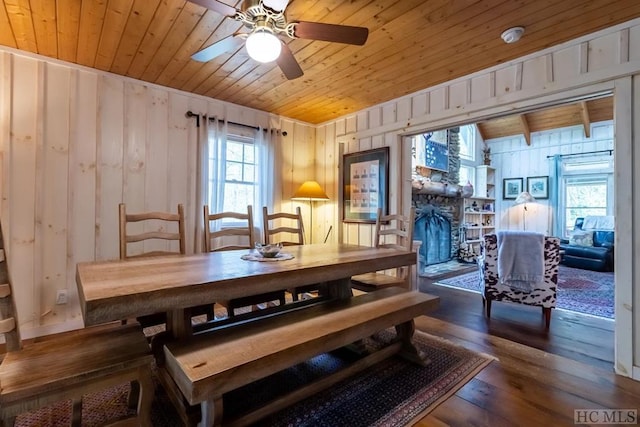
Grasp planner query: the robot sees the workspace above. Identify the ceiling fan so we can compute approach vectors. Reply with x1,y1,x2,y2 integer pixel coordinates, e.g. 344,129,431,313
189,0,369,80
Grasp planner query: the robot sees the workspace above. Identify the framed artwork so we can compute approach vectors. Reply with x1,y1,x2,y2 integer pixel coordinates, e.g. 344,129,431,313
342,147,389,223
503,177,523,200
527,176,549,199
423,130,449,172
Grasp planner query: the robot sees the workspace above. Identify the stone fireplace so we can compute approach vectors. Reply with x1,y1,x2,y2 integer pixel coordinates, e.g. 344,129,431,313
411,128,464,274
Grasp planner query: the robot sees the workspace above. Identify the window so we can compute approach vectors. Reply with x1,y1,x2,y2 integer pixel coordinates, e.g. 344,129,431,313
207,129,261,225
560,158,613,237
458,124,476,161
222,138,256,213
563,175,610,236
458,165,475,187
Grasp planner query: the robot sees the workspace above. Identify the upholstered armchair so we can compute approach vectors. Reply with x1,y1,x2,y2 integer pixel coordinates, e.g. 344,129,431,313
480,234,560,329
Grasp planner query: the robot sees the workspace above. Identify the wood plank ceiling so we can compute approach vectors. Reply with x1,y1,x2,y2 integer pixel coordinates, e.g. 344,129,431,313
477,95,613,142
0,1,638,124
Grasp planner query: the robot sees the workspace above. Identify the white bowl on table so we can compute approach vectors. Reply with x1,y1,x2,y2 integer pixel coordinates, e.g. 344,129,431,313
255,243,283,258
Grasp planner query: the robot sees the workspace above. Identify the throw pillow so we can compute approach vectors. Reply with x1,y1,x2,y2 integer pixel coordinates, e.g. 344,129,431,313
569,230,594,247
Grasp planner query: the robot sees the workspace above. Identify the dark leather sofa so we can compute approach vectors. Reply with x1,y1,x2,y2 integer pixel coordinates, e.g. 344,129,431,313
559,217,614,271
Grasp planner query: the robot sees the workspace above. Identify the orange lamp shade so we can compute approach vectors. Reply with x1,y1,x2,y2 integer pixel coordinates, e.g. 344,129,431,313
292,181,329,201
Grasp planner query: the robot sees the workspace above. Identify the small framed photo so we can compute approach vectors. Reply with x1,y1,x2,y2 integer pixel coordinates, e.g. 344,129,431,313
527,176,549,199
503,178,523,200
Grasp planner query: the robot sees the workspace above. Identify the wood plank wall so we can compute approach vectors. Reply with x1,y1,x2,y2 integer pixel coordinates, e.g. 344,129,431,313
315,19,640,378
490,121,614,234
2,18,640,377
0,51,314,336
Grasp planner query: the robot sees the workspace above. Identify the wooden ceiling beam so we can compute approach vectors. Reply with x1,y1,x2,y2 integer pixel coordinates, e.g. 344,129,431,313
519,115,531,146
579,101,591,138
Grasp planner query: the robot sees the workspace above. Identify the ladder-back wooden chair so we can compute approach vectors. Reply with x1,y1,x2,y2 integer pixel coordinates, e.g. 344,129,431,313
262,206,305,246
205,205,286,317
0,224,154,426
351,207,417,292
119,203,214,327
262,206,326,301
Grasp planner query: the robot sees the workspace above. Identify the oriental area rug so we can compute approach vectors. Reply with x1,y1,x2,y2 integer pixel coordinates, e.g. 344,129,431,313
435,265,615,319
15,330,493,427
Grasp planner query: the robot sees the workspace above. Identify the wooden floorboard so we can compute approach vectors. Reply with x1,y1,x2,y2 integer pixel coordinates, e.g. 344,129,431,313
414,276,639,427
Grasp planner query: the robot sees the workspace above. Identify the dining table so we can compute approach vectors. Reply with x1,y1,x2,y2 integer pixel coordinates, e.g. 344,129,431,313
75,243,417,340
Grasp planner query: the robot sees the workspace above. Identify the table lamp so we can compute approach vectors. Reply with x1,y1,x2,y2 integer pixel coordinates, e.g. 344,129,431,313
292,180,329,243
514,191,536,230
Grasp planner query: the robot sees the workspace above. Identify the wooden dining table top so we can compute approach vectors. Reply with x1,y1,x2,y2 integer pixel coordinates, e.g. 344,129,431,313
76,243,416,327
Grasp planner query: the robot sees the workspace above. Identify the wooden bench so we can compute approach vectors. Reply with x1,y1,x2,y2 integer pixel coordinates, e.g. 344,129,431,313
0,231,155,426
162,286,439,427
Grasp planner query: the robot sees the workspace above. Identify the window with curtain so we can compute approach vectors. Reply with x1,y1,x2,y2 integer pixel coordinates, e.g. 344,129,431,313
220,136,257,216
561,159,613,236
206,123,273,226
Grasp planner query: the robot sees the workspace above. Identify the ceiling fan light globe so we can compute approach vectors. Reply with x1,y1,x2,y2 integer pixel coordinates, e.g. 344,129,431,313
246,31,281,63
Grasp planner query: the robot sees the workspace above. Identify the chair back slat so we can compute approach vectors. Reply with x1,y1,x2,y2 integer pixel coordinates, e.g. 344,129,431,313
263,206,305,246
375,207,416,278
375,207,416,252
119,203,186,259
0,282,11,298
204,205,255,252
0,317,16,334
0,224,23,351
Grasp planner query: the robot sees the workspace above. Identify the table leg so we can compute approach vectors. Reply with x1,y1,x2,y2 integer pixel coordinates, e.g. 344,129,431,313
325,277,353,300
167,308,191,340
199,396,223,427
395,320,430,366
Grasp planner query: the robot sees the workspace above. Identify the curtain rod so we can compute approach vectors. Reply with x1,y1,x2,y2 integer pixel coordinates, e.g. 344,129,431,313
546,149,613,159
185,111,287,136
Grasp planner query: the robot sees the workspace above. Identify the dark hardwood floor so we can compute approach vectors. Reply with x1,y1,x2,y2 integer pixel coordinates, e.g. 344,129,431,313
413,274,639,426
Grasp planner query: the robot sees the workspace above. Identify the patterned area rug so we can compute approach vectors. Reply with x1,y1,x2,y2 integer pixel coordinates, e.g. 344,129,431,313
15,331,493,427
420,259,477,279
435,265,615,319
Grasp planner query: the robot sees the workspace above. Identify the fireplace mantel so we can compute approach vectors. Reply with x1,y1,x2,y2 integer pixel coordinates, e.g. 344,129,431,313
411,178,472,198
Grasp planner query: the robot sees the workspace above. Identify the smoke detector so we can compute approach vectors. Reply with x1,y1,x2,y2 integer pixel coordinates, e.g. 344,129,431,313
501,26,525,44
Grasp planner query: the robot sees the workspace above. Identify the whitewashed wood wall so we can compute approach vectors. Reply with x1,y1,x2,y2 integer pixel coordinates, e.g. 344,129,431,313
316,19,640,379
490,121,614,233
0,49,315,337
2,18,640,378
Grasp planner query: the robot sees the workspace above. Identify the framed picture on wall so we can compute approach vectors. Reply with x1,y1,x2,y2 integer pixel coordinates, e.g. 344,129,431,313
342,147,389,223
503,177,523,200
423,130,449,172
527,176,549,199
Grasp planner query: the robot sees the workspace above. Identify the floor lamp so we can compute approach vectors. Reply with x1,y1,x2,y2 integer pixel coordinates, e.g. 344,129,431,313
514,191,536,230
292,180,329,243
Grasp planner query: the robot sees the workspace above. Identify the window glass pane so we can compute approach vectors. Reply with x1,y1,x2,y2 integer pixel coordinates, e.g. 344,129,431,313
226,141,244,161
458,165,475,186
459,125,475,161
223,183,255,213
244,144,255,163
564,177,608,236
226,161,243,181
244,164,255,181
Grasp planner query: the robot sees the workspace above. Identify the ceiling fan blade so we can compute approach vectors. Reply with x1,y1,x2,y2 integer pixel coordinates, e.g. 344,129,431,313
276,43,303,80
188,0,237,17
192,35,243,62
294,21,369,45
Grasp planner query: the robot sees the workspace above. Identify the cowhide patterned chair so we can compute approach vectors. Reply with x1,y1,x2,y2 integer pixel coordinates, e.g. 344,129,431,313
480,234,560,330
